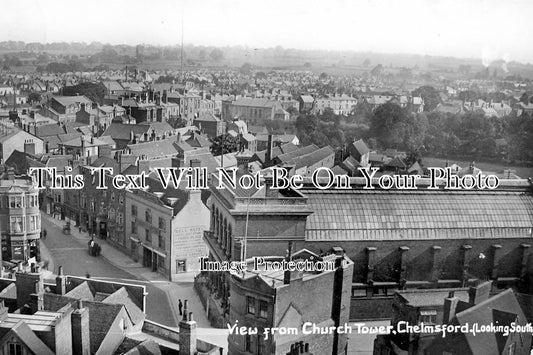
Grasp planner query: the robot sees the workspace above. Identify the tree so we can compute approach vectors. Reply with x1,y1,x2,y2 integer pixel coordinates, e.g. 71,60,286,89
362,58,371,67
255,71,267,80
240,62,252,75
370,64,383,77
209,48,224,62
370,102,410,149
319,72,328,81
63,82,106,105
412,86,441,112
28,92,41,104
210,134,240,156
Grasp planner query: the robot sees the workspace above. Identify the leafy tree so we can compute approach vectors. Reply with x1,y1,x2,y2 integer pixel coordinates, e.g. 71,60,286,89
240,62,252,75
412,86,441,112
210,134,240,156
209,48,224,62
319,72,328,81
63,82,106,105
370,102,410,149
370,64,383,77
362,58,371,67
255,71,267,80
28,92,41,104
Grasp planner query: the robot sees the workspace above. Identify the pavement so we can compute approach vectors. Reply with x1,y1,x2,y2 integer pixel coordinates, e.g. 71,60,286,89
40,212,228,353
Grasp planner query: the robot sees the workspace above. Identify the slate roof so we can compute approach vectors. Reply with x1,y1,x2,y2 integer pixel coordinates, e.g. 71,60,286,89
451,289,529,355
127,138,179,159
86,301,125,354
102,123,150,141
34,123,65,137
397,289,469,307
291,146,335,170
65,281,94,301
302,189,533,241
3,321,54,355
103,287,145,326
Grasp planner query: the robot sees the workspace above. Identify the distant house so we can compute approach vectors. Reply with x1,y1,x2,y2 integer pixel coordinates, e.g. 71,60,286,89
222,97,286,123
0,123,44,161
315,94,357,115
193,113,226,138
47,95,94,123
298,94,314,112
346,139,370,167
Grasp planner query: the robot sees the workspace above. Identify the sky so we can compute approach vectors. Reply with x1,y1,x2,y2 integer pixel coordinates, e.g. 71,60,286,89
1,0,532,64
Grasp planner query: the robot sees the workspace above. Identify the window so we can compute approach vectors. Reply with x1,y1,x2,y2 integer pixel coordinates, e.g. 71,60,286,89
131,221,137,234
158,217,165,231
111,192,115,201
145,228,151,242
117,213,123,225
131,205,137,216
28,194,37,207
145,209,152,224
259,300,268,319
9,196,23,208
158,230,165,249
247,296,255,315
10,217,24,233
8,343,22,355
119,195,124,205
352,288,367,298
419,310,437,324
30,215,40,231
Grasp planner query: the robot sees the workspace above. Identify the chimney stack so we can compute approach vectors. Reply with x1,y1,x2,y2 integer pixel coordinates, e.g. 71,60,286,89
72,302,90,355
56,266,67,295
443,291,459,324
283,241,293,285
179,300,197,355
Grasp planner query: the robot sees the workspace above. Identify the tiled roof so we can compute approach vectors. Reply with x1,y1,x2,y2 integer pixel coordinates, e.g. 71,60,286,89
303,189,533,241
102,123,150,141
127,138,179,159
52,95,92,107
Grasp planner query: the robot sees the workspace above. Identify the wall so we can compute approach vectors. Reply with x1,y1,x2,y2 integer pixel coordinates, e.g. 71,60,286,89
170,190,210,278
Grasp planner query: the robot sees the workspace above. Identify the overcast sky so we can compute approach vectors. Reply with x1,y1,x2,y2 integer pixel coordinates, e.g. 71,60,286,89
1,0,532,64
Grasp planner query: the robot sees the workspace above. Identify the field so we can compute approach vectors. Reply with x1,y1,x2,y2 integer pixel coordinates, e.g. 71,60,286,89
422,156,533,179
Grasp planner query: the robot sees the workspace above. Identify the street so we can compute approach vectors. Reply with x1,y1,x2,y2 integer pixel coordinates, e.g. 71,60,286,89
41,215,177,326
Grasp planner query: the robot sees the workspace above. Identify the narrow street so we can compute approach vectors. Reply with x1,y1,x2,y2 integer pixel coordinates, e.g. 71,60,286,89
41,215,177,326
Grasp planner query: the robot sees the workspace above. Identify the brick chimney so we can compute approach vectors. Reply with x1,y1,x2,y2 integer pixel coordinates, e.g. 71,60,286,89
179,300,197,355
72,300,90,355
16,267,44,309
468,281,492,305
0,300,8,322
56,266,67,295
443,291,459,324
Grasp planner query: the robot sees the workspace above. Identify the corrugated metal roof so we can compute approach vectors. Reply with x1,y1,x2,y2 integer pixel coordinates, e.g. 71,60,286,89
303,189,533,241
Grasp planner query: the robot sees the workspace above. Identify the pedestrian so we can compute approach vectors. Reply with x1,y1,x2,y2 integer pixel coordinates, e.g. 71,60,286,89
178,299,183,316
42,229,47,239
